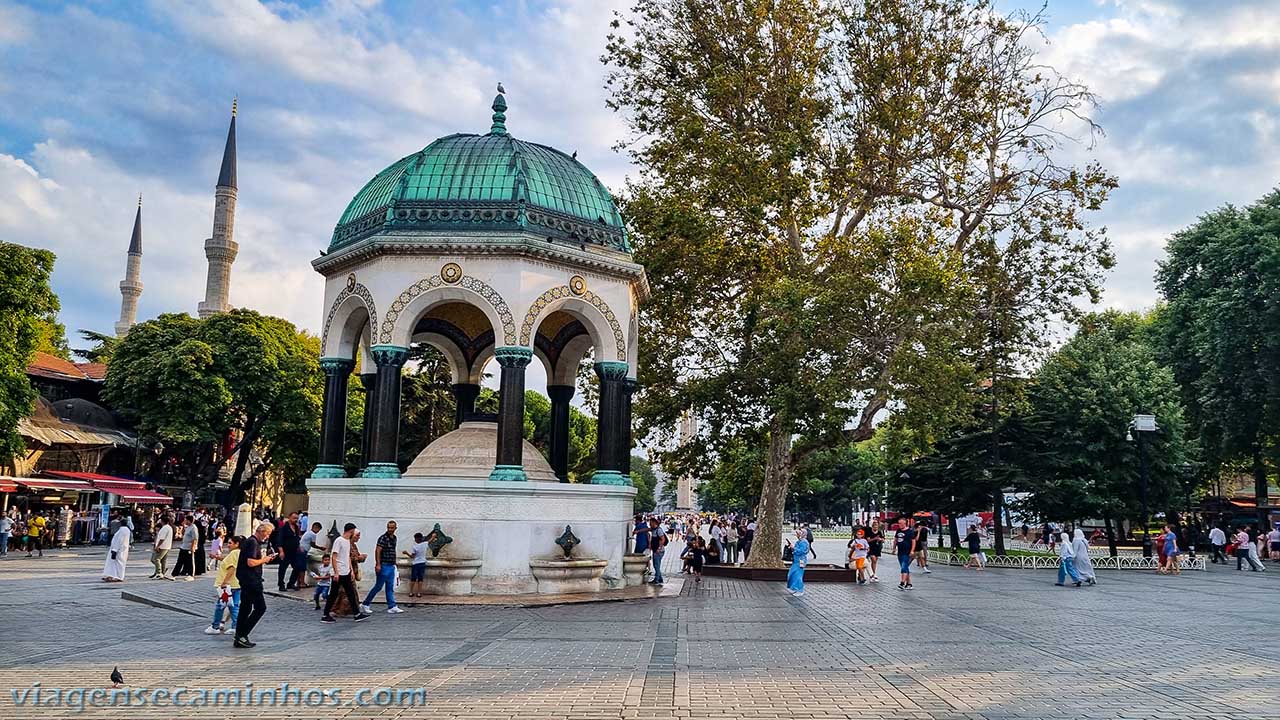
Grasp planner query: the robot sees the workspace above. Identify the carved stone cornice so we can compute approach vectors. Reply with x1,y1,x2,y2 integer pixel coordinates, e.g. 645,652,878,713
313,232,650,303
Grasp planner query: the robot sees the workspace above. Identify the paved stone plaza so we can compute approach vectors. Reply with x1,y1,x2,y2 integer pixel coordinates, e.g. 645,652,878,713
2,545,1278,719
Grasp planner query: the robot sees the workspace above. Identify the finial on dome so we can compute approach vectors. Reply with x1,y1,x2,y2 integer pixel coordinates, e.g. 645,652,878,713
232,95,238,117
489,84,508,135
138,192,142,208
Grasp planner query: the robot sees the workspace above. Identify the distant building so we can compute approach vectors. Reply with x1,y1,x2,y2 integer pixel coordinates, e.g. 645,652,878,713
676,412,699,511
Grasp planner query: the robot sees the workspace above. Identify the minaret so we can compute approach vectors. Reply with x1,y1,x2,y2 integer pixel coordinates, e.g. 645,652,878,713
198,98,238,318
114,194,144,337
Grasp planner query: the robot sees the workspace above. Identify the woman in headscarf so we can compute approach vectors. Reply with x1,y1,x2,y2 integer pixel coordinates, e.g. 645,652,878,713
1071,529,1096,585
787,528,810,596
101,517,132,583
1054,531,1082,587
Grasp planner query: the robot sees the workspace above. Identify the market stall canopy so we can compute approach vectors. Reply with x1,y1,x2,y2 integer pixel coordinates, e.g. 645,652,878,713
43,471,173,505
15,478,94,493
0,477,19,493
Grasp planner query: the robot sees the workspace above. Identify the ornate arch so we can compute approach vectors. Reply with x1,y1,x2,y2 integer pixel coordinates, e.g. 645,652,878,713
520,284,626,360
321,277,377,358
379,271,516,347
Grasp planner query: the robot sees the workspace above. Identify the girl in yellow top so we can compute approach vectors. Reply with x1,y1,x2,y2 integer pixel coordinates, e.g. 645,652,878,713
205,536,241,635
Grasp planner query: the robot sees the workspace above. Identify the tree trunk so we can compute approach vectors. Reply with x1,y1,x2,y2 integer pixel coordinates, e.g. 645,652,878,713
1104,513,1117,557
226,423,261,507
743,413,791,569
1254,449,1269,529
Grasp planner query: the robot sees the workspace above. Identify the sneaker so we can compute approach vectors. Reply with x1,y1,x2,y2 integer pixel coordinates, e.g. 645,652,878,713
320,615,337,624
181,576,194,582
354,613,371,622
203,625,222,635
923,568,932,574
870,576,879,583
905,584,913,590
793,591,804,597
359,604,373,615
898,583,905,590
232,637,254,649
387,607,404,614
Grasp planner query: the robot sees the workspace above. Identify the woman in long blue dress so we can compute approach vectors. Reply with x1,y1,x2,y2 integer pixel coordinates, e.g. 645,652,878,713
787,528,809,596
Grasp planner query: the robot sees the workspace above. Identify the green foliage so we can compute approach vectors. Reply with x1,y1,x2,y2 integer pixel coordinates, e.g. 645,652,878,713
1155,190,1280,504
73,329,119,364
523,389,598,481
630,454,658,512
103,310,322,502
696,438,765,514
398,344,456,469
0,242,60,463
1018,312,1189,522
606,0,1115,565
33,316,69,359
792,442,883,521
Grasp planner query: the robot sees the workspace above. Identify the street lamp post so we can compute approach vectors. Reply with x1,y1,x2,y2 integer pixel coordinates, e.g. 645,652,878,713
1128,414,1158,559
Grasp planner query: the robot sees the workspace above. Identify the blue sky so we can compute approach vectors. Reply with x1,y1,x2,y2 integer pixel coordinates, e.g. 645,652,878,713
3,0,1280,365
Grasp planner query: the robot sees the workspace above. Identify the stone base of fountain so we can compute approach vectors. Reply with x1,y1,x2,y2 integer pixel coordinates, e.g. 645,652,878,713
529,558,609,594
622,553,649,587
418,558,483,595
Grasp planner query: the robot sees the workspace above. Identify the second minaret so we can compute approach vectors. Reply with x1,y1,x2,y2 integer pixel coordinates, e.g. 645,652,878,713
115,195,144,337
198,99,238,318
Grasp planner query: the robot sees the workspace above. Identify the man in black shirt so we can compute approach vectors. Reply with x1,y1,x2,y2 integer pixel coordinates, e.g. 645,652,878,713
893,517,917,591
915,521,932,574
360,520,403,614
234,521,278,649
275,512,302,591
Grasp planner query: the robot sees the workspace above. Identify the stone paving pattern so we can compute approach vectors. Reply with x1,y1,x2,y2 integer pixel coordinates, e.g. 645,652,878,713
1,544,1278,718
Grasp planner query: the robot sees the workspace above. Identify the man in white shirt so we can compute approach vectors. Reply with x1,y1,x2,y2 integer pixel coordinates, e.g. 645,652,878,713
1208,525,1226,564
0,514,12,556
151,515,173,579
321,523,370,623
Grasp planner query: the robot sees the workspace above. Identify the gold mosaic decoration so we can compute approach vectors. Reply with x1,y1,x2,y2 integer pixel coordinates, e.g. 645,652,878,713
379,274,515,346
520,285,626,360
321,280,377,355
569,275,587,296
441,262,463,284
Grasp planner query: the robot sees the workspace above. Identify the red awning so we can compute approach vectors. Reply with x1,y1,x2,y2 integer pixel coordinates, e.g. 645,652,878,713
112,489,172,505
44,470,146,488
16,478,93,492
0,477,19,493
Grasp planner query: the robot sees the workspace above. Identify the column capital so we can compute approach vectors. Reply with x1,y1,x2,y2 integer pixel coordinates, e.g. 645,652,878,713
546,384,576,402
494,346,533,368
594,360,629,381
370,344,410,367
319,356,355,375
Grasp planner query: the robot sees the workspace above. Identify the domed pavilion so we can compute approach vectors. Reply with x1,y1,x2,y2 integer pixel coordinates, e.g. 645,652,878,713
305,89,647,595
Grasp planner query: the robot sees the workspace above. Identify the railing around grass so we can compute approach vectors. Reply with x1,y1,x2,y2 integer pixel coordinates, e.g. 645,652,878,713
928,549,1206,571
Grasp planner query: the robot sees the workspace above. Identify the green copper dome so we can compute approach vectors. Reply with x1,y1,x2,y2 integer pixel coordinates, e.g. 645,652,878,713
330,92,627,253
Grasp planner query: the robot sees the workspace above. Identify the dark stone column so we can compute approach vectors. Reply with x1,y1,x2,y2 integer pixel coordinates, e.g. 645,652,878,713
490,346,532,481
547,384,575,482
452,383,481,427
363,345,408,479
359,372,376,470
313,357,354,478
622,378,638,478
593,361,629,485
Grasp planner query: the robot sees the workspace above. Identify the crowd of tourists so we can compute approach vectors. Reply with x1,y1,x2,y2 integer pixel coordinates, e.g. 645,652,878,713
0,508,57,557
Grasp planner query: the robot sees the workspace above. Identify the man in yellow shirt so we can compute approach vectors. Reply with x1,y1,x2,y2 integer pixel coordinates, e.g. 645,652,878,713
205,536,241,635
28,514,46,557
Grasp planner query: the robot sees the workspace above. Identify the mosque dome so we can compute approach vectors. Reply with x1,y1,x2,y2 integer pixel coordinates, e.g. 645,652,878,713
329,91,627,254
